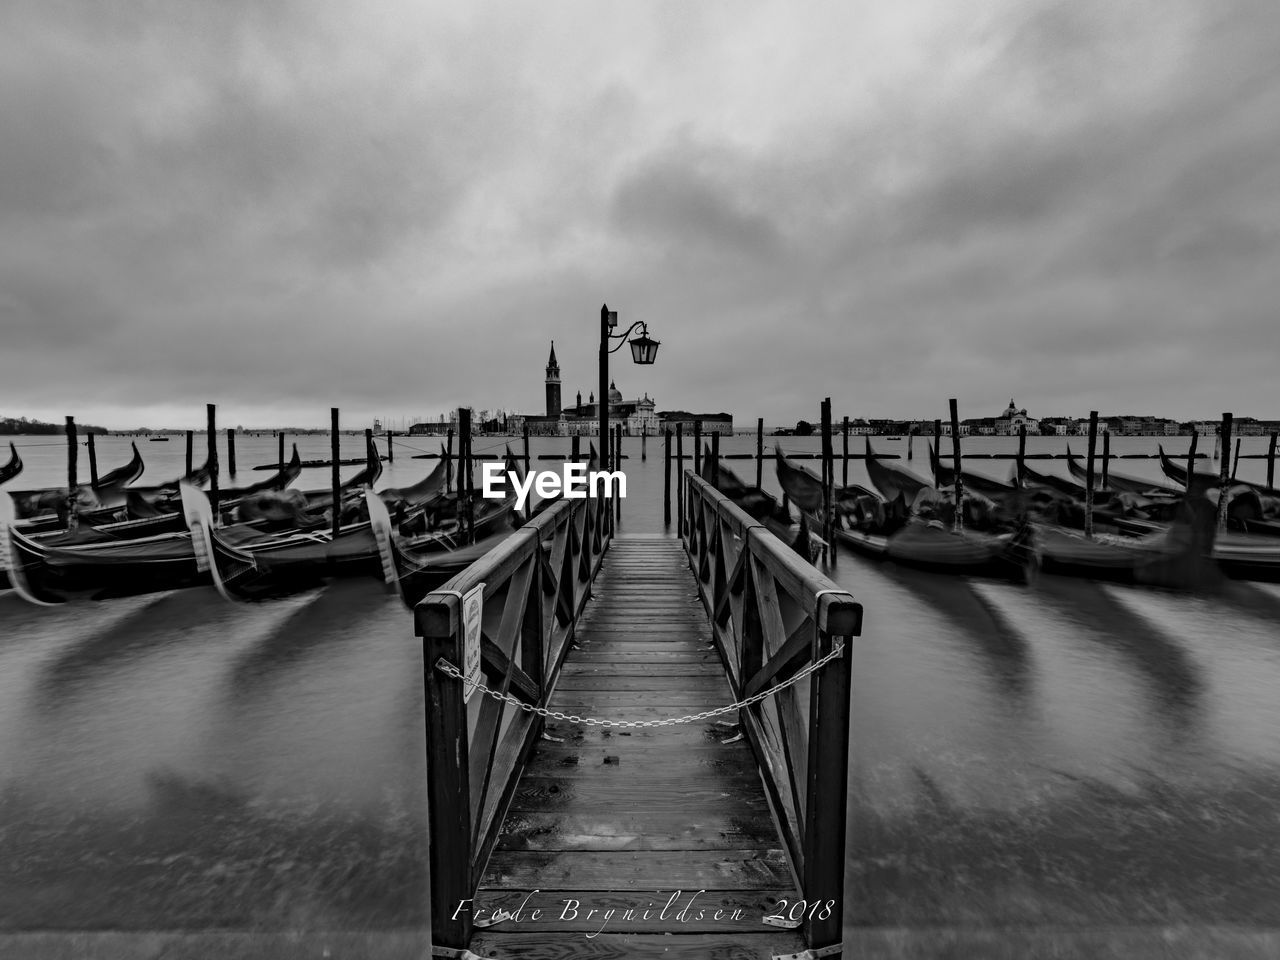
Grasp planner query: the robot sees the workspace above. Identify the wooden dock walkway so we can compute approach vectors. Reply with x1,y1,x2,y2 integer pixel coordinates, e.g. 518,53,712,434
418,479,859,959
472,535,803,958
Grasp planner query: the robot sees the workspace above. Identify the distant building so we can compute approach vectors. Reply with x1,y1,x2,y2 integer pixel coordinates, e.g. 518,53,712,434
659,411,734,435
514,342,666,436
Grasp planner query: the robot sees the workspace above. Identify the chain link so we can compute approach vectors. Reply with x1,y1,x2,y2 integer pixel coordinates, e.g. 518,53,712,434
434,640,845,729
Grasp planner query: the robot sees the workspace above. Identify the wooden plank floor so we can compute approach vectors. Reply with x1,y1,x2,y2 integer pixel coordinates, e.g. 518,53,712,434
474,535,803,959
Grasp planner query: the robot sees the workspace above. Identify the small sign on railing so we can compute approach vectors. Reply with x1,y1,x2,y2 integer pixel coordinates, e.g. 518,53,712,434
462,583,484,702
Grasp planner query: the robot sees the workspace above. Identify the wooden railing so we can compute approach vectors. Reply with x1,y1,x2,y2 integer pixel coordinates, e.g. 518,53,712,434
683,472,862,955
416,491,611,951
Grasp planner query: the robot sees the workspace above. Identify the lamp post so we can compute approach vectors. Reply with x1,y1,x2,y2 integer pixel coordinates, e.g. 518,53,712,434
598,303,660,448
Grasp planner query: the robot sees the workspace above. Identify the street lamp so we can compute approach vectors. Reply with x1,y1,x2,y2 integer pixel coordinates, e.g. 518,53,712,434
599,303,660,451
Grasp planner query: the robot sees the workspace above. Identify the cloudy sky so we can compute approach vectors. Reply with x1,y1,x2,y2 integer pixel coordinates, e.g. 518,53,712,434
2,0,1277,430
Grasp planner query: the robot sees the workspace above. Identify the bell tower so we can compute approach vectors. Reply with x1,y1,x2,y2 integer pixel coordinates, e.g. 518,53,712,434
545,341,561,417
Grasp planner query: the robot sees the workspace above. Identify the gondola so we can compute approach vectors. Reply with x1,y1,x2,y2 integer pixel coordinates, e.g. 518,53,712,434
928,442,1017,498
1156,445,1280,533
778,444,1037,582
1064,445,1179,497
371,450,532,608
202,446,517,600
1035,497,1220,589
0,443,21,485
2,483,260,605
7,442,146,523
1158,444,1280,499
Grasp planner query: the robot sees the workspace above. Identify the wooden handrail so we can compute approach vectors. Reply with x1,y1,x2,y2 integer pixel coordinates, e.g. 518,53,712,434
416,491,612,950
682,471,861,955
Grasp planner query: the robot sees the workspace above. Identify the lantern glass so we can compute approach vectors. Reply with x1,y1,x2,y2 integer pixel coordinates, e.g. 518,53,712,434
630,335,659,365
607,310,618,329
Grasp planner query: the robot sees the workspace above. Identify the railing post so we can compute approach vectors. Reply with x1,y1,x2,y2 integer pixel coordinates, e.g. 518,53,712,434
802,595,861,955
418,595,475,951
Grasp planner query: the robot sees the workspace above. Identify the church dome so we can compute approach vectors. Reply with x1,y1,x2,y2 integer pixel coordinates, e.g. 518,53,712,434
608,379,623,404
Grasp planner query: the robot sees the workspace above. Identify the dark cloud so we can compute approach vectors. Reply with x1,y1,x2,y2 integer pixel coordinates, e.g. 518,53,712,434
1,0,1279,428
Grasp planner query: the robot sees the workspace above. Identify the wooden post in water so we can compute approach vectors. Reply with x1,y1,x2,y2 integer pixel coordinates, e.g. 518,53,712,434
1101,429,1110,490
187,430,195,475
663,428,672,526
908,426,914,461
949,399,964,533
65,416,78,526
821,399,835,563
841,415,849,488
1184,430,1199,495
457,409,471,543
641,422,647,462
615,424,622,525
1232,437,1242,481
710,431,720,487
227,428,237,477
932,419,942,485
755,417,764,488
386,429,394,463
330,408,341,539
676,423,684,533
522,422,530,472
1084,411,1098,540
1016,424,1027,486
86,432,99,486
571,435,580,463
206,404,219,518
1216,412,1233,531
1268,431,1277,489
277,432,285,470
693,420,702,476
445,428,454,494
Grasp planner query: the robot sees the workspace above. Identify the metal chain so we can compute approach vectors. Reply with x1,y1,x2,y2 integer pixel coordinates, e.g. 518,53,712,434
433,639,845,729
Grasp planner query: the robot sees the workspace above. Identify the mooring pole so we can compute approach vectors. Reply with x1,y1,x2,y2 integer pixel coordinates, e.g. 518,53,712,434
387,429,394,463
663,428,672,526
227,428,237,478
755,417,764,488
908,426,914,461
641,422,647,462
1100,429,1110,490
1232,437,1242,482
277,432,285,471
1084,411,1098,540
821,398,835,563
445,427,454,494
841,415,849,489
693,420,702,476
523,422,531,472
330,408,341,539
710,431,720,487
1217,412,1233,531
1016,424,1027,486
949,399,964,533
1268,430,1277,489
65,416,78,527
932,419,942,485
571,434,580,463
187,430,195,475
207,404,219,518
86,431,99,486
676,423,684,533
1185,430,1199,495
458,409,472,543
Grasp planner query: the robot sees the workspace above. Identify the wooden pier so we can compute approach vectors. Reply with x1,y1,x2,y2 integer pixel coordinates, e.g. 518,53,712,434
418,475,861,959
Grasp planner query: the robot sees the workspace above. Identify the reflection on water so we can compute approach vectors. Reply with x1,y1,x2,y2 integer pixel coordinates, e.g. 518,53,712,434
2,432,1279,931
